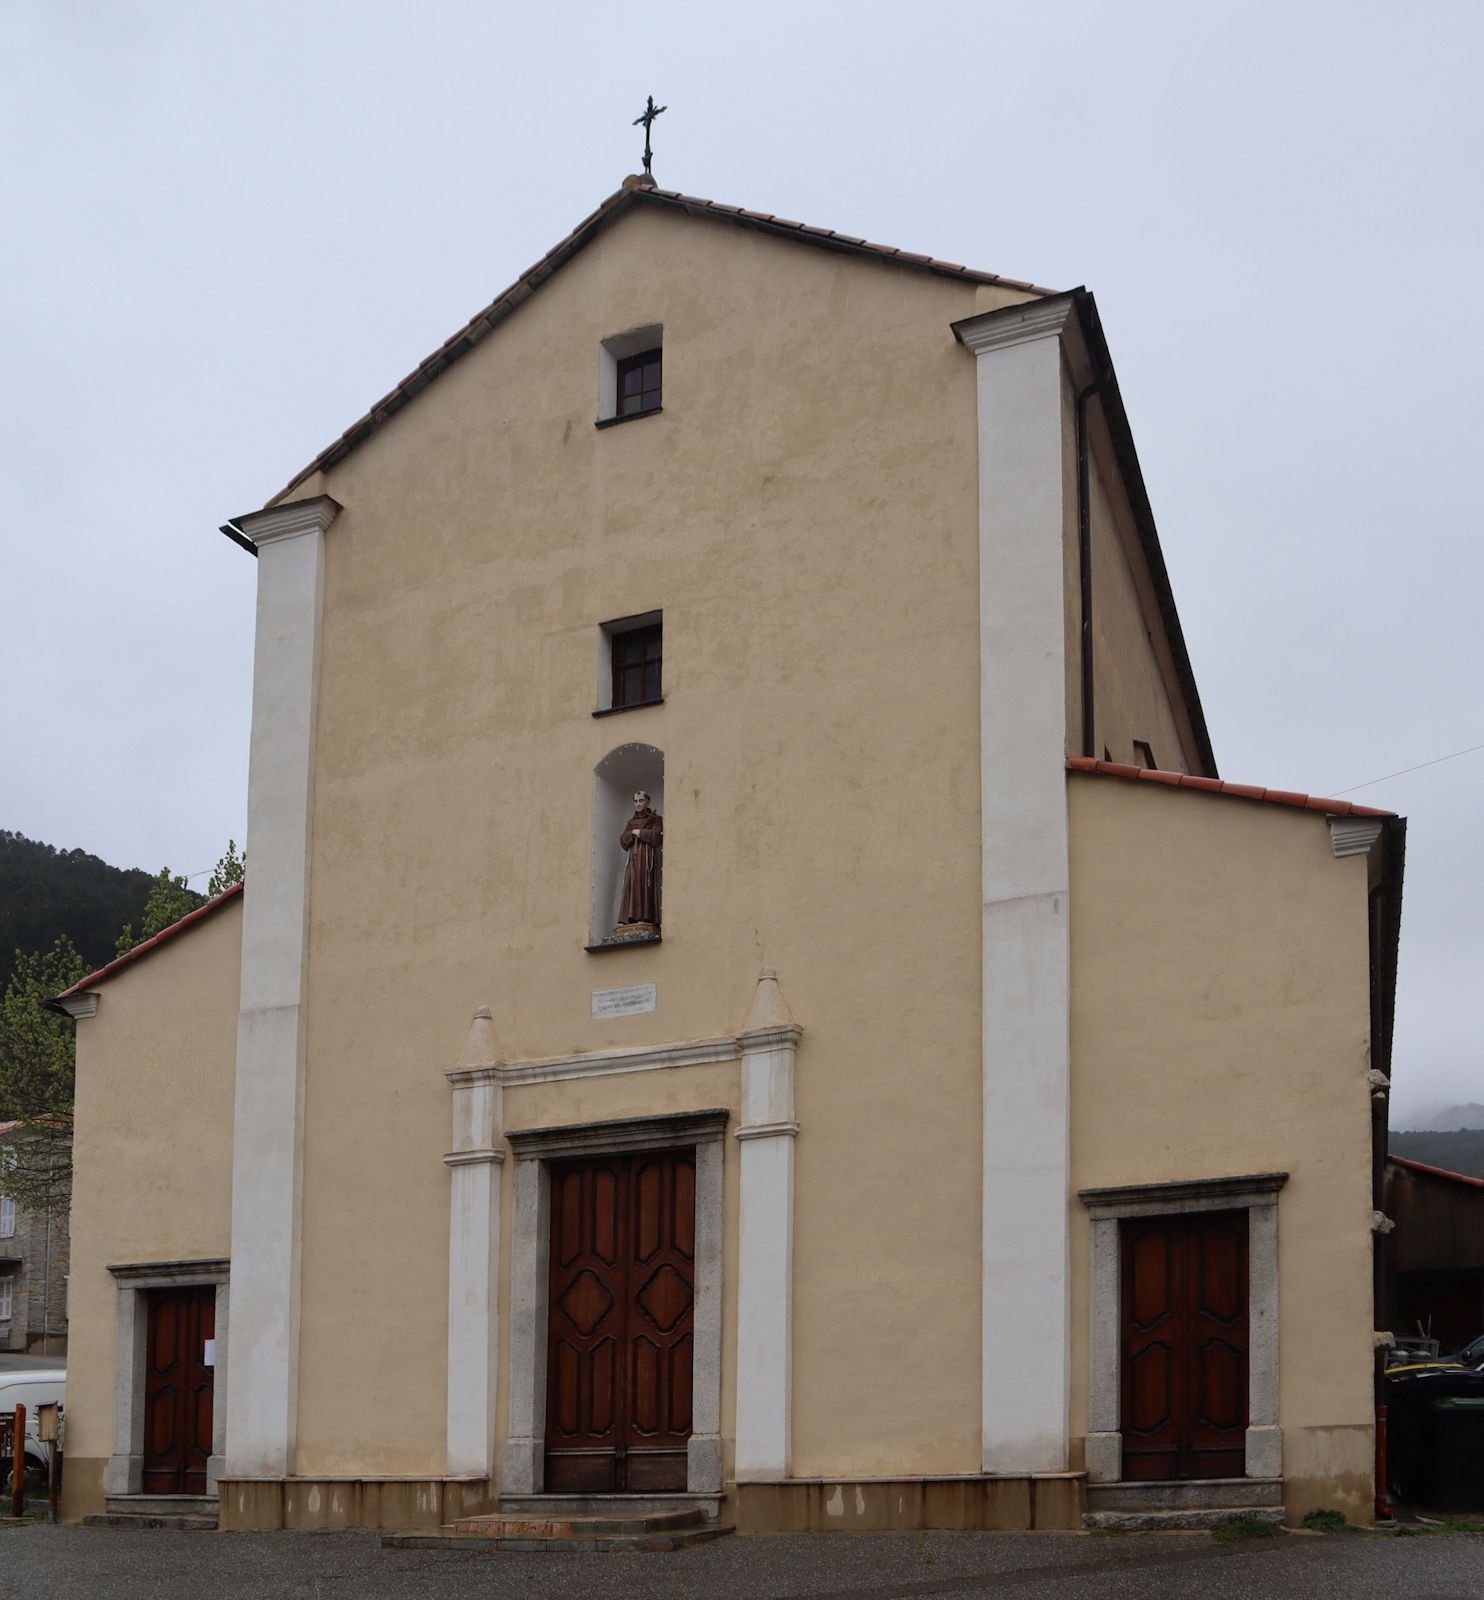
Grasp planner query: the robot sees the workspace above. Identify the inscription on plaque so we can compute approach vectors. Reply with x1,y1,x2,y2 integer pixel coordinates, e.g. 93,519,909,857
592,982,657,1019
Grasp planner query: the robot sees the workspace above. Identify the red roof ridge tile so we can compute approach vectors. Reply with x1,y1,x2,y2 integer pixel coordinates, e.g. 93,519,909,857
1065,756,1397,819
1388,1154,1484,1189
54,881,245,1002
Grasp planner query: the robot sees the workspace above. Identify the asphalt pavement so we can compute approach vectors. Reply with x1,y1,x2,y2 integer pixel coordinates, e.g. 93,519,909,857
2,1525,1483,1600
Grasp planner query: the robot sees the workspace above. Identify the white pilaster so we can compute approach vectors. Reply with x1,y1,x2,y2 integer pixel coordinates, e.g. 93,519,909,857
224,494,339,1479
733,968,801,1480
443,1008,505,1479
955,297,1087,1474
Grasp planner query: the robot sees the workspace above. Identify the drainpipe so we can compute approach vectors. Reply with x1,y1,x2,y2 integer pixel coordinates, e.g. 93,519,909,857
1075,370,1106,759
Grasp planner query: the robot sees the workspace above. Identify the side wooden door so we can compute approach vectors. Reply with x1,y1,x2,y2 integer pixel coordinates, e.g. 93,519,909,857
142,1285,215,1495
1120,1210,1249,1481
544,1149,696,1492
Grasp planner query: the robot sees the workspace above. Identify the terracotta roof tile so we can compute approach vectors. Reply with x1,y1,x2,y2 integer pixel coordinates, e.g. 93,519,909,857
268,182,1057,504
1066,756,1396,818
53,881,245,1003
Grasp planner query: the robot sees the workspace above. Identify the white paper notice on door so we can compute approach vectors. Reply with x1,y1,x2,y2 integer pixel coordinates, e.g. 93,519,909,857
203,1338,216,1367
591,982,656,1019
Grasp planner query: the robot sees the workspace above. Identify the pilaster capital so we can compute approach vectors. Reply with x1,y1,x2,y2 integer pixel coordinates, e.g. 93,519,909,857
737,1023,803,1053
233,494,341,549
55,992,98,1020
951,292,1093,387
1329,817,1385,860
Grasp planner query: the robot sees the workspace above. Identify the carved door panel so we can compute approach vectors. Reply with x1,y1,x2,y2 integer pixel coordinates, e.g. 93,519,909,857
1120,1211,1248,1481
142,1285,215,1495
545,1150,695,1492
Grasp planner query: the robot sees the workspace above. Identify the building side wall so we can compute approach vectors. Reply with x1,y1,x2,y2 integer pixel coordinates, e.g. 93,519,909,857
1068,777,1377,1522
1085,439,1195,773
59,900,242,1520
286,205,1033,1481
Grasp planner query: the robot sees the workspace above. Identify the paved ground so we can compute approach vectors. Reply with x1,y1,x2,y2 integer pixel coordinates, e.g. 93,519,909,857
0,1353,64,1373
1,1526,1483,1600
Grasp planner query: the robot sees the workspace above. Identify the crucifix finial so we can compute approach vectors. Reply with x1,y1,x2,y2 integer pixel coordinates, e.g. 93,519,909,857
632,95,667,180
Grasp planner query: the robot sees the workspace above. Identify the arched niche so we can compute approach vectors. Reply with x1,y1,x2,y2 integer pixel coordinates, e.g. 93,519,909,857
590,743,665,945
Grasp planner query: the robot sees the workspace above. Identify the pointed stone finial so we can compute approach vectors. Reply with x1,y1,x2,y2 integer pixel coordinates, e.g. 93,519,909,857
455,1005,500,1071
741,966,797,1035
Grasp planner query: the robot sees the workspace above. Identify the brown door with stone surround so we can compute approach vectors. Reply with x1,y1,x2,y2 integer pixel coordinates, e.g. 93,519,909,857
142,1285,215,1495
1120,1210,1249,1480
544,1149,695,1492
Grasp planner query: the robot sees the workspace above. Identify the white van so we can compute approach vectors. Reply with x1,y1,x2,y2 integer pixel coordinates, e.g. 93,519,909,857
0,1369,65,1473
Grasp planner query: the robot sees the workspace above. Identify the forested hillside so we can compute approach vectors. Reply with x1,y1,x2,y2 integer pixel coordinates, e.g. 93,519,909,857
0,830,192,990
1390,1129,1484,1180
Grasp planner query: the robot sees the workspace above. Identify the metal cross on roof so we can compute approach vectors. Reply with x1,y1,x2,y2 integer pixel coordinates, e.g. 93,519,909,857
632,95,667,179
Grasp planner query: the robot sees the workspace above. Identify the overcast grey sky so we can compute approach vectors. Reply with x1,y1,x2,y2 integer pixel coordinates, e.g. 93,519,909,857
2,1,1478,1121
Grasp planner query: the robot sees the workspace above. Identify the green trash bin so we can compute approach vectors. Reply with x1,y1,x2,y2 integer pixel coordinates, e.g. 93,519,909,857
1424,1397,1484,1513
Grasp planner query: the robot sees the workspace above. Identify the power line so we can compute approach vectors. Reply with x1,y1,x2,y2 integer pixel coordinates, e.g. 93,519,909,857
1332,741,1484,796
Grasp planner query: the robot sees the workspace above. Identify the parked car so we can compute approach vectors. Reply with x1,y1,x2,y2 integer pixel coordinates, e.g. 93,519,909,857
0,1368,65,1475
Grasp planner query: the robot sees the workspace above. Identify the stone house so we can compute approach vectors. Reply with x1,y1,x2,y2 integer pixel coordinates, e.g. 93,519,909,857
55,176,1404,1532
0,1122,70,1356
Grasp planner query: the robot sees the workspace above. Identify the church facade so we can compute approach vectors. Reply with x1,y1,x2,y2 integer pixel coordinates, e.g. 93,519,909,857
57,180,1403,1531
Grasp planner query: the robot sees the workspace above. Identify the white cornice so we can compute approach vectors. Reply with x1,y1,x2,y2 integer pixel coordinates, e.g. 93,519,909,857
737,1023,804,1052
448,1034,741,1091
56,993,98,1020
952,294,1091,384
442,1147,506,1168
1329,817,1385,860
234,494,342,548
735,1121,799,1141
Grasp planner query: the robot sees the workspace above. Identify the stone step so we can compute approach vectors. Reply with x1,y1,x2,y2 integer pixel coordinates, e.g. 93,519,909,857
1086,1477,1283,1512
1085,1504,1286,1533
451,1507,705,1537
497,1492,723,1521
383,1521,734,1554
84,1512,219,1531
103,1494,219,1519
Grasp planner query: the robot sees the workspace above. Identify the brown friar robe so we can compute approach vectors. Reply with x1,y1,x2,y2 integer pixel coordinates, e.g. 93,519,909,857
618,806,662,926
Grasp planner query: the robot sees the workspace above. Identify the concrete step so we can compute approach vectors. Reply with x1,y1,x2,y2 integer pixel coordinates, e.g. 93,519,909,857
84,1512,219,1531
103,1494,219,1519
1087,1477,1283,1513
497,1492,723,1521
1085,1504,1286,1533
384,1521,734,1553
451,1507,705,1537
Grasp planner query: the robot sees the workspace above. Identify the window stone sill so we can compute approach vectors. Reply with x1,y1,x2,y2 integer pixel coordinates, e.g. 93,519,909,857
592,697,664,719
595,406,664,430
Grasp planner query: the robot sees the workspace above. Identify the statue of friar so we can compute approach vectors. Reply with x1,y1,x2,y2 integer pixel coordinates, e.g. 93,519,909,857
614,790,662,938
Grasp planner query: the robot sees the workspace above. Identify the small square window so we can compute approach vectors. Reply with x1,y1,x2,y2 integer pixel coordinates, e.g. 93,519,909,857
596,612,662,714
616,349,662,417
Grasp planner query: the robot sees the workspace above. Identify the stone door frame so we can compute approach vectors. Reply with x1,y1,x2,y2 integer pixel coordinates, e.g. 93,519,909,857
1078,1173,1287,1484
105,1257,230,1497
502,1110,726,1496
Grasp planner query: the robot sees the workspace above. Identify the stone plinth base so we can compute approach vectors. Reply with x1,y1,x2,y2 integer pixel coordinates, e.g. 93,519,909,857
733,1472,1085,1533
217,1475,497,1532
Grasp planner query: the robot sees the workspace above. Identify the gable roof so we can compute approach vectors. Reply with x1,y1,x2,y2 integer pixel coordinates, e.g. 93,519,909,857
267,182,1058,505
52,881,244,1005
1066,755,1396,819
1389,1155,1484,1191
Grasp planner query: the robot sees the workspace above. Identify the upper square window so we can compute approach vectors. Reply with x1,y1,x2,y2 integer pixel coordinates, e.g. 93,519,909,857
616,349,662,417
597,325,663,427
595,612,662,715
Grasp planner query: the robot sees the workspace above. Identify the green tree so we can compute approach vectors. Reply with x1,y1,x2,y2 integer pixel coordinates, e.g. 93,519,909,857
208,839,245,897
0,935,85,1211
114,867,197,956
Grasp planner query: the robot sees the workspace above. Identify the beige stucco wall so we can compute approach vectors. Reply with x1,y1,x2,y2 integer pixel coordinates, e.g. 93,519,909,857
60,897,242,1520
1067,776,1377,1522
289,205,1038,1480
1085,435,1195,773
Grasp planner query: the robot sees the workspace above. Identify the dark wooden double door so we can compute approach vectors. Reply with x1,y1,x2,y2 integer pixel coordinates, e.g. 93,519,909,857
143,1285,215,1496
545,1149,696,1493
1121,1211,1249,1481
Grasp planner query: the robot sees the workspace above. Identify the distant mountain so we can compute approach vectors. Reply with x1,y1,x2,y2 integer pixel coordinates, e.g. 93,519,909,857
0,830,173,992
1417,1104,1484,1132
1390,1130,1484,1180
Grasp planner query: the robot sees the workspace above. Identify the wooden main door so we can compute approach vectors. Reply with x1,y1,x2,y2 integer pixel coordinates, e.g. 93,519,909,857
545,1149,695,1493
1120,1210,1249,1481
142,1285,215,1496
